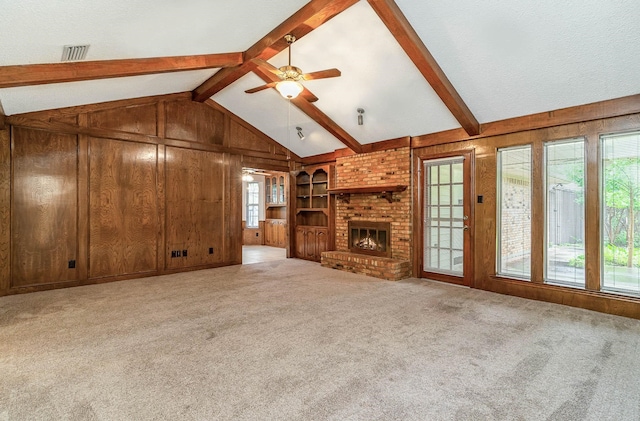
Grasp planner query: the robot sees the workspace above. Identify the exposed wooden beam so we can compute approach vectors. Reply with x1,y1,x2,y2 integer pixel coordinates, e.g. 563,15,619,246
411,93,640,148
368,0,480,136
192,0,359,102
0,53,243,89
250,62,362,153
291,96,363,153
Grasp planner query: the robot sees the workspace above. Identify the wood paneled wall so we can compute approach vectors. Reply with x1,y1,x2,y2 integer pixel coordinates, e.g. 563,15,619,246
89,137,158,279
165,147,225,269
11,127,78,287
413,113,640,319
0,95,286,295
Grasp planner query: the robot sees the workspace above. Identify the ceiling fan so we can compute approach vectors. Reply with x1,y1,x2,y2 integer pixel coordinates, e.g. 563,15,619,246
245,34,341,100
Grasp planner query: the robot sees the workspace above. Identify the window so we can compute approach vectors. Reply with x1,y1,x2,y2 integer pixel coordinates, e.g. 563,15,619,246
497,146,532,279
246,182,259,228
545,139,585,287
601,132,640,295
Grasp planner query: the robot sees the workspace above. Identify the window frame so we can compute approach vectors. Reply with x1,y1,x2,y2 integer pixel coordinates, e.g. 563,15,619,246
543,137,586,288
599,130,640,297
245,181,260,229
496,144,533,280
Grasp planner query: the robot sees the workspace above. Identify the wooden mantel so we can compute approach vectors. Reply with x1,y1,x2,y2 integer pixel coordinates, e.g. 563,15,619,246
327,184,407,203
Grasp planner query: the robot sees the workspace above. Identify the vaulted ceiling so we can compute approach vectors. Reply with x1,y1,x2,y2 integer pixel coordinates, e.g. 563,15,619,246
1,0,640,158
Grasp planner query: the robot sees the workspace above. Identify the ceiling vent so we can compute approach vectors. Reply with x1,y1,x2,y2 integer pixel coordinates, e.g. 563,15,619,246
61,45,90,62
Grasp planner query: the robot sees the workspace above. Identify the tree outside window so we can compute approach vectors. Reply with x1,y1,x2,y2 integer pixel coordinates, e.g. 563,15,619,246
600,133,640,294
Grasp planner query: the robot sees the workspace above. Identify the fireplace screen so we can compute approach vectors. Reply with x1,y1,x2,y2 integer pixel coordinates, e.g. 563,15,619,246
349,221,391,257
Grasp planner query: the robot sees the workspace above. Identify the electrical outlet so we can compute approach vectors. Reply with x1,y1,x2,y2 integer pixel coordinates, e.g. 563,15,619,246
68,260,76,269
255,232,259,237
182,250,188,257
209,247,214,255
176,250,181,257
171,251,177,258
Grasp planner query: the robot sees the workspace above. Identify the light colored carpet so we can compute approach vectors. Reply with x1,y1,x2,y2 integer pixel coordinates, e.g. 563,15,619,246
1,258,639,420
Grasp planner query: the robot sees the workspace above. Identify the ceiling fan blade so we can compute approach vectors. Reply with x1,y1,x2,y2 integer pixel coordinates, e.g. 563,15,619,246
251,59,283,77
245,82,278,94
302,68,341,81
300,89,319,103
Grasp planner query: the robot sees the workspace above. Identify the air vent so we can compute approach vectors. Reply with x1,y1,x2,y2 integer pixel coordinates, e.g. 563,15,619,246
61,44,90,62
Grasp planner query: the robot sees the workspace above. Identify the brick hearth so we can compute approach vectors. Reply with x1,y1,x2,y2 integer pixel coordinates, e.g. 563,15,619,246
321,251,411,281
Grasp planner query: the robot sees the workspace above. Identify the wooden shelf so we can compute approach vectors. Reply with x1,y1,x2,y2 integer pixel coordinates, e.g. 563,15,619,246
296,208,329,214
327,185,407,203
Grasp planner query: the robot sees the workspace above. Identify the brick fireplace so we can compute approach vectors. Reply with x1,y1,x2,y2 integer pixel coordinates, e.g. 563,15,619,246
321,147,412,281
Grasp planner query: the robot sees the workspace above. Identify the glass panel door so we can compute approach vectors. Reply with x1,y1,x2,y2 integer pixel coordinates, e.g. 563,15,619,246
424,157,465,276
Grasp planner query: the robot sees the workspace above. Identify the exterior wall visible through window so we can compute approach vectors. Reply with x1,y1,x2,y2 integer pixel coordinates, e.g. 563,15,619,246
497,146,532,279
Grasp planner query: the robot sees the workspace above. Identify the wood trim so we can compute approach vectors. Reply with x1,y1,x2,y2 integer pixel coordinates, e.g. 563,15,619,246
0,53,242,89
531,140,544,284
484,276,640,319
0,100,5,130
6,116,292,162
367,0,480,136
300,149,351,165
411,151,422,276
76,114,89,281
156,101,166,138
584,130,600,291
240,156,292,173
192,0,359,101
411,93,640,148
301,137,411,165
157,145,166,271
14,92,192,120
0,127,9,293
414,149,475,287
248,61,363,153
361,136,411,153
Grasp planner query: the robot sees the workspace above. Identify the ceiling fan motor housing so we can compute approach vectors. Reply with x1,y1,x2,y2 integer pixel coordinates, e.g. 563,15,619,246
279,65,303,81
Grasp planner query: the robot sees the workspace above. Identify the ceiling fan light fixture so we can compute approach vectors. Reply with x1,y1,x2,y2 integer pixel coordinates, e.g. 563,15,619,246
276,80,303,99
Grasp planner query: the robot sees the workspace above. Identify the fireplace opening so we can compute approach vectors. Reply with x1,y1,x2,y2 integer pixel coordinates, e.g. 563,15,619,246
349,221,391,258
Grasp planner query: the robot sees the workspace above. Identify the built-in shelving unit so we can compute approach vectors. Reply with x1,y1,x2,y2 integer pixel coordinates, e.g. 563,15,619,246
293,165,333,262
265,172,287,248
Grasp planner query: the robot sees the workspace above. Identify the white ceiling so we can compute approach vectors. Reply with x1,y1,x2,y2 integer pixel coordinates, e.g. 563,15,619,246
1,0,640,157
0,0,309,64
